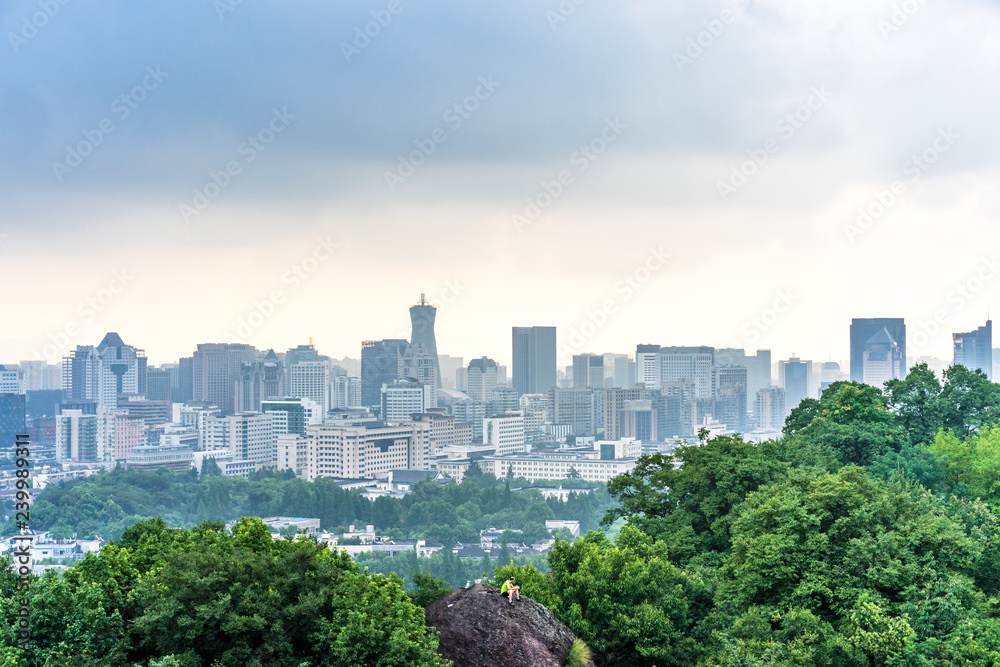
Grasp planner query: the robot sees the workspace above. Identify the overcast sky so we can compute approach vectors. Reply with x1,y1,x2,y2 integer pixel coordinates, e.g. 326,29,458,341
1,0,998,368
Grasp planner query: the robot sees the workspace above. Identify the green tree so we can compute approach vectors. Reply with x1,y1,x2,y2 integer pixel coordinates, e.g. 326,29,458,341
547,527,704,666
604,435,797,566
409,572,452,607
721,467,980,638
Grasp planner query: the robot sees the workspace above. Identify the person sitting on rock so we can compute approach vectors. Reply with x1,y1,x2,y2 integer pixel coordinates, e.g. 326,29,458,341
500,576,521,605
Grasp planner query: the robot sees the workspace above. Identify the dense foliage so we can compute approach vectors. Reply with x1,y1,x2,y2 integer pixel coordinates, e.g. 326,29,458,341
560,365,1000,666
1,469,613,546
1,517,449,666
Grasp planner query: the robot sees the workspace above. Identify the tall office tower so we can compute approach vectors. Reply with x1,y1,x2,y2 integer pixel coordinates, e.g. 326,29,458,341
409,293,442,389
716,365,748,433
332,376,362,409
303,420,432,481
612,355,637,389
192,343,256,415
954,320,993,380
636,345,662,386
755,386,787,431
0,393,26,450
236,351,285,412
285,342,323,390
484,412,526,456
263,397,323,435
851,318,907,383
547,387,597,437
512,326,557,396
438,355,464,390
289,361,331,416
861,329,905,387
62,333,148,410
746,350,771,412
174,357,194,404
18,361,61,391
603,387,645,441
659,347,716,398
55,409,99,462
779,357,811,416
618,400,657,442
658,380,696,439
146,368,172,402
467,357,500,402
401,343,439,406
0,365,25,394
361,339,408,407
572,354,605,388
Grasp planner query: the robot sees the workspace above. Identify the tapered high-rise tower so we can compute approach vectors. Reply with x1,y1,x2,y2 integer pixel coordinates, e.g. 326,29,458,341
409,293,441,388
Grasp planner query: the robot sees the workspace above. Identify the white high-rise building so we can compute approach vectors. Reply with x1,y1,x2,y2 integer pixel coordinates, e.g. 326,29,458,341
467,357,501,402
55,409,99,463
755,386,786,431
484,412,526,456
289,361,330,416
204,412,276,464
304,420,432,481
332,376,362,409
636,345,662,387
62,333,148,409
380,379,431,421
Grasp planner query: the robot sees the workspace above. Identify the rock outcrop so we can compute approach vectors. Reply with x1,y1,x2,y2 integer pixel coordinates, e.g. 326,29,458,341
425,583,591,667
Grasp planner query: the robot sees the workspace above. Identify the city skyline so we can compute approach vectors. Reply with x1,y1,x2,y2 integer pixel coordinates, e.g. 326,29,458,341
1,305,993,370
2,1,999,370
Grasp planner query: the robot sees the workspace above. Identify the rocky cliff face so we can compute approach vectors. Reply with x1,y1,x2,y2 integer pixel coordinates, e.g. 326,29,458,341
425,583,591,667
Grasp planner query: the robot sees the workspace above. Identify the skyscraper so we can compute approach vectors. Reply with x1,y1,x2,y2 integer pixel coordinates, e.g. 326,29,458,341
755,386,786,431
192,343,257,415
174,357,194,404
289,361,331,415
235,350,285,412
146,368,172,402
512,327,557,396
401,343,439,402
954,320,993,380
361,339,408,407
779,357,811,416
850,318,906,383
660,347,716,398
409,294,441,389
63,333,148,410
717,365,748,433
861,329,905,387
572,354,605,388
0,393,26,451
285,342,323,391
467,357,501,402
